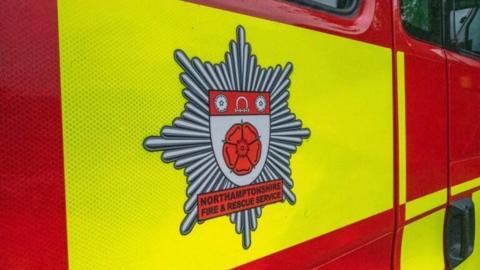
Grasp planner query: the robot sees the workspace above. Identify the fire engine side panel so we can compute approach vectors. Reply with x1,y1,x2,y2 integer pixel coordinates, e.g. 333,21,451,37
446,27,480,270
448,51,480,192
57,0,393,269
392,0,449,267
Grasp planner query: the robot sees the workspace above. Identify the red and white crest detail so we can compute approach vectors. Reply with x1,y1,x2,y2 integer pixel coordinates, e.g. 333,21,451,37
144,26,310,249
210,91,270,186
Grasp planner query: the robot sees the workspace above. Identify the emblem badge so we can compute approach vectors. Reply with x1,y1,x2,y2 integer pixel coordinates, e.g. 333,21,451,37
144,26,310,249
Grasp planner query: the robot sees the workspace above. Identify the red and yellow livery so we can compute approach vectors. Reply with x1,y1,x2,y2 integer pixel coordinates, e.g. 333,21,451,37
1,0,480,269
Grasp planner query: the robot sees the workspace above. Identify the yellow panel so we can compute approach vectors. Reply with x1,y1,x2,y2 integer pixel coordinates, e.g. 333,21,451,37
397,52,407,205
401,210,445,270
58,0,393,269
452,177,480,195
456,191,480,269
405,188,446,220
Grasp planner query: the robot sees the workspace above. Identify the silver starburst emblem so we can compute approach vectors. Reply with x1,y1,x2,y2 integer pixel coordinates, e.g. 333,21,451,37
144,26,310,249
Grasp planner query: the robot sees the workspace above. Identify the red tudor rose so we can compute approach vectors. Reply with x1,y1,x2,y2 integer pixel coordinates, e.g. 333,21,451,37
223,122,262,176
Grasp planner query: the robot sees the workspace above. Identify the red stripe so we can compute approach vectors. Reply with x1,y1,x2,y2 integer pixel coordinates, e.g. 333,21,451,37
0,1,68,269
392,228,404,270
235,209,393,269
315,234,393,270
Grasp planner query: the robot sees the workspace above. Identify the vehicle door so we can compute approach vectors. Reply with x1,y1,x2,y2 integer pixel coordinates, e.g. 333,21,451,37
445,0,480,269
393,1,449,269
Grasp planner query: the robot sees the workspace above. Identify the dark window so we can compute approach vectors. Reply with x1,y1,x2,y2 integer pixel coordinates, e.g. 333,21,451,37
447,0,480,57
288,0,358,15
401,0,443,45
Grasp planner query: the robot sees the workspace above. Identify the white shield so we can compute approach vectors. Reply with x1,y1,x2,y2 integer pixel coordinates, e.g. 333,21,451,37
209,91,270,186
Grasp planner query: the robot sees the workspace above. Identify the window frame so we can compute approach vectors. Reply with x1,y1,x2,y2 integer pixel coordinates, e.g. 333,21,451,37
399,0,480,60
287,0,360,16
399,0,445,47
444,0,480,59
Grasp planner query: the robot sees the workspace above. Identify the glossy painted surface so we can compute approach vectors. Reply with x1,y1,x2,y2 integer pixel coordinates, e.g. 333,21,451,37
403,53,448,201
394,23,448,203
392,0,448,269
2,0,480,269
190,0,392,47
314,234,393,270
447,51,480,186
57,0,393,269
236,210,393,269
181,2,396,268
445,34,480,270
400,209,446,269
0,0,68,269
